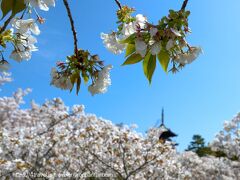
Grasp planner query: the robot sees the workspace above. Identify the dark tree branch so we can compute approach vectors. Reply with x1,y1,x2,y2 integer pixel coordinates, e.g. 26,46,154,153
127,156,158,179
88,150,124,179
181,0,189,11
119,142,129,177
36,113,74,136
114,0,122,9
63,0,78,56
0,14,14,34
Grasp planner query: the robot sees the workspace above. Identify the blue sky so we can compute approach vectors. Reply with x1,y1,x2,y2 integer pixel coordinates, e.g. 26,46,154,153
1,0,240,151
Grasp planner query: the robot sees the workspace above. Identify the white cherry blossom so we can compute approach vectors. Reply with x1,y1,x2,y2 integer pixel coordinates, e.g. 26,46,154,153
135,39,147,57
0,61,10,72
135,14,147,29
25,0,55,11
0,72,12,87
12,18,40,35
50,68,73,90
149,27,158,37
101,32,125,54
210,113,240,160
121,22,135,37
10,33,38,61
88,65,113,96
166,39,175,50
122,14,147,38
174,47,202,64
150,42,161,55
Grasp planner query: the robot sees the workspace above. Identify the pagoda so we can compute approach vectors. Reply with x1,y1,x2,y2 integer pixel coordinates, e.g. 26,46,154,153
159,108,178,143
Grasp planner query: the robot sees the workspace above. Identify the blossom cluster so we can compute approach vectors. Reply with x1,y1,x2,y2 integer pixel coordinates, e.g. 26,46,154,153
25,0,55,11
0,80,240,179
210,113,240,160
88,65,113,95
0,72,12,87
101,6,202,81
1,1,203,95
10,19,39,61
0,0,55,69
0,0,116,96
50,50,113,95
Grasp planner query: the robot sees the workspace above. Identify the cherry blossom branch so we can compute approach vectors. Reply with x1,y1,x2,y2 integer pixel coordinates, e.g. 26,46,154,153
37,113,72,136
181,0,189,11
29,142,57,174
127,142,168,179
114,0,122,9
88,150,124,179
119,142,129,177
0,169,18,179
63,0,78,56
127,156,158,179
77,139,124,179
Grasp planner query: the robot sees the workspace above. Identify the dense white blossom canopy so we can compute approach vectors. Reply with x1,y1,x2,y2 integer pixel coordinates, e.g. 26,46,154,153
0,73,239,179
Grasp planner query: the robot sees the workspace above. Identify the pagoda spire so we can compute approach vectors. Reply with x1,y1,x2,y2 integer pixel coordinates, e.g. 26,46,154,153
161,107,164,126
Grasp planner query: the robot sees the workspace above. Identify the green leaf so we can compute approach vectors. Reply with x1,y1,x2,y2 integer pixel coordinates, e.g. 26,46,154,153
143,52,156,83
70,73,79,92
119,34,135,44
157,49,170,73
184,11,191,17
76,76,81,95
12,0,26,15
125,43,135,57
1,0,26,19
122,53,143,66
1,0,13,19
147,55,156,83
83,74,89,83
70,73,77,84
143,51,151,77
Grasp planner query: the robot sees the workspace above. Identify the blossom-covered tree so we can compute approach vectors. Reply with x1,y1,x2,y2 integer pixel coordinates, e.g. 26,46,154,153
210,113,240,161
0,76,240,179
0,0,202,95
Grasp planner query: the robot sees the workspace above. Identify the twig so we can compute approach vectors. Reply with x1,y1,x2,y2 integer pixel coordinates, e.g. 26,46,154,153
20,8,27,19
88,150,124,179
0,14,15,34
127,156,157,179
181,0,189,11
63,0,79,56
114,0,122,9
126,141,163,179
